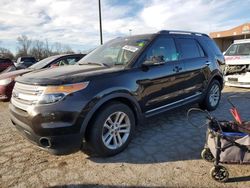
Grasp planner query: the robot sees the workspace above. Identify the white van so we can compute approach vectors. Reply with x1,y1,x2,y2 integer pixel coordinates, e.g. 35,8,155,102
224,39,250,88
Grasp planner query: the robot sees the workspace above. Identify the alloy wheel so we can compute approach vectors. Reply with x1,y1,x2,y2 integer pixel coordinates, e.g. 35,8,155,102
101,111,131,150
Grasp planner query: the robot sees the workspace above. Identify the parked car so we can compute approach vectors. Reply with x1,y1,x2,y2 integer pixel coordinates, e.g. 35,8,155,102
0,58,14,73
10,30,224,156
14,56,37,69
224,39,250,88
0,54,85,100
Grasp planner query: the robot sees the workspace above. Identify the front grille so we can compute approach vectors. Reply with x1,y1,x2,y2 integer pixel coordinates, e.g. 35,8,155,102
225,64,248,74
228,77,238,82
11,82,45,111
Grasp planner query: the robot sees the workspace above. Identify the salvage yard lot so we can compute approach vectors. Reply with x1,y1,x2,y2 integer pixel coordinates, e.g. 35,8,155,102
0,86,249,188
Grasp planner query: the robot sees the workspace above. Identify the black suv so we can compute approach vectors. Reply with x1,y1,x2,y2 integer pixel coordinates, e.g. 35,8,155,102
10,30,224,156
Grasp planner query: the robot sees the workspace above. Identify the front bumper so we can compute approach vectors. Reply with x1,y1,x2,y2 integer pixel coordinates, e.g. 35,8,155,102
9,99,87,154
0,81,14,100
225,73,250,88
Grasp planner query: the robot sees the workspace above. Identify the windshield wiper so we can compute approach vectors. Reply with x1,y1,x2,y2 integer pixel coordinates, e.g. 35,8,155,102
79,62,110,67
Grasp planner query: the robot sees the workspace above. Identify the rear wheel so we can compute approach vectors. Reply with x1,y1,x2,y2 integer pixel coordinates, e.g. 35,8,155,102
199,80,221,111
88,102,135,157
201,148,215,162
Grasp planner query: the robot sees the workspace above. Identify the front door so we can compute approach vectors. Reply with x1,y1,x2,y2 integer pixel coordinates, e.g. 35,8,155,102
136,36,186,114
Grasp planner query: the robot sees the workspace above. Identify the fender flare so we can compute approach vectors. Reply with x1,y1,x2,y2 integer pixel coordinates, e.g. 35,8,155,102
79,92,143,136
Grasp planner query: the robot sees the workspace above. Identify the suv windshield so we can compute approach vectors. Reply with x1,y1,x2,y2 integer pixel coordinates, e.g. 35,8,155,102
225,43,250,56
78,35,152,67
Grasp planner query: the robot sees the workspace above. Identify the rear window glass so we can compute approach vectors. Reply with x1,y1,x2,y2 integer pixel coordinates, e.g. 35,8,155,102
176,38,202,59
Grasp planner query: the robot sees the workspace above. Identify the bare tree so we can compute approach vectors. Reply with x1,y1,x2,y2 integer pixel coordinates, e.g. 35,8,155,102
30,40,45,60
44,39,53,57
16,35,32,57
15,35,75,59
0,47,14,60
52,42,74,55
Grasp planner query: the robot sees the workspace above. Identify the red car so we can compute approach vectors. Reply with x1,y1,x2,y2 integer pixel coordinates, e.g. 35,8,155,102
0,54,85,100
0,58,14,73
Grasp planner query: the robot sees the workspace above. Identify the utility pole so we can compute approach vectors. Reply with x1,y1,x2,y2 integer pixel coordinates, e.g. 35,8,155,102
129,29,132,36
98,0,103,45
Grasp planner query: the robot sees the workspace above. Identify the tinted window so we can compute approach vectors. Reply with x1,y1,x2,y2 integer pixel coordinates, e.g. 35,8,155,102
145,37,178,62
176,38,201,59
21,57,36,62
197,42,205,57
203,37,222,56
0,59,12,64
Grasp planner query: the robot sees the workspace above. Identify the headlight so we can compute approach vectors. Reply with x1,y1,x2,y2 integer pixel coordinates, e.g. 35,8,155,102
0,78,13,86
38,82,89,104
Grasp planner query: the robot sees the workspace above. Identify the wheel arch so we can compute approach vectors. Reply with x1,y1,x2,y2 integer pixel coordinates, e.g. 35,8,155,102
80,93,143,139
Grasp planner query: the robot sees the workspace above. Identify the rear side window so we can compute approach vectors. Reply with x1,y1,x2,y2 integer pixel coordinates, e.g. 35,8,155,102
176,38,203,59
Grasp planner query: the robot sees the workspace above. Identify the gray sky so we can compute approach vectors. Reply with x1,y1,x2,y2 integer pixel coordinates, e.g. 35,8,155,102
0,0,250,53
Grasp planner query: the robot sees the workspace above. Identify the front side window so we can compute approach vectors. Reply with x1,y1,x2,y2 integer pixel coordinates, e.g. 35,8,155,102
176,38,202,59
225,43,250,56
145,37,178,62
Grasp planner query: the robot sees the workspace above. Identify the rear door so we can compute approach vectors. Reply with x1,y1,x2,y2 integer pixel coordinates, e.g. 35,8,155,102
175,37,209,97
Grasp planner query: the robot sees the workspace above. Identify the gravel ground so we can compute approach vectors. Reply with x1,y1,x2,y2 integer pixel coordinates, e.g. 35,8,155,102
0,86,250,188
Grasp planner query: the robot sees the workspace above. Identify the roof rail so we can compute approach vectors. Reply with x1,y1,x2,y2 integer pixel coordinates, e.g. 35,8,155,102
158,30,208,37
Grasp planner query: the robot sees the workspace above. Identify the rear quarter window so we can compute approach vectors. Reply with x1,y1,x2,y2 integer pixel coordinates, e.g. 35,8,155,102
202,37,222,56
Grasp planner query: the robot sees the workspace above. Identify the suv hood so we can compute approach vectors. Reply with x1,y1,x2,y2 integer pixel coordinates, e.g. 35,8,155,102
225,55,250,65
0,68,32,80
16,65,123,85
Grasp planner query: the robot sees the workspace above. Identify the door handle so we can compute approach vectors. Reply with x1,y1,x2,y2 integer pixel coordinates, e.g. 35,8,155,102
205,61,211,66
173,66,182,72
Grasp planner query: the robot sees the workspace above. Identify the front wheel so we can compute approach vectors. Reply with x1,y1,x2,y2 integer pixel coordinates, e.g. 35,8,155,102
88,102,135,157
199,80,221,111
210,165,229,182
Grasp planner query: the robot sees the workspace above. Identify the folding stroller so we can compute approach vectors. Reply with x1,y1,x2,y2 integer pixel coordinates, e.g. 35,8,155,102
187,96,250,182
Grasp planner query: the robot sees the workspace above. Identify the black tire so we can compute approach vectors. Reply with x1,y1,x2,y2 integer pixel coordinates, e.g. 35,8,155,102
88,102,135,157
201,148,215,162
199,80,221,111
210,165,229,182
